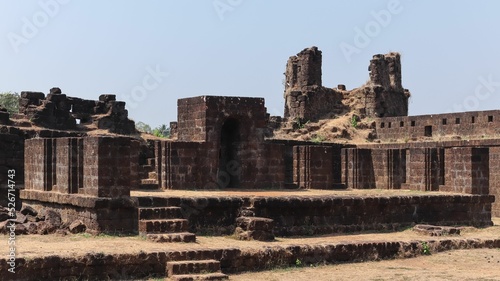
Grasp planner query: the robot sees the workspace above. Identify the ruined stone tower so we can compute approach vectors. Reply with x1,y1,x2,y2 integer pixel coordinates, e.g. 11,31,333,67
283,47,343,121
283,47,409,121
365,53,409,117
284,46,322,90
369,53,403,91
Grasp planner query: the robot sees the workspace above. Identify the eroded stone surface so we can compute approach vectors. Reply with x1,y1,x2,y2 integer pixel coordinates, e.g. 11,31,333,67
17,88,136,134
413,224,461,236
283,47,409,122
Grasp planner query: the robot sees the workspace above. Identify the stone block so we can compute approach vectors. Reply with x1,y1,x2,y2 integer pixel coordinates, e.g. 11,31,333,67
413,224,461,236
69,220,86,234
235,228,275,241
99,94,116,102
236,216,274,231
21,91,45,100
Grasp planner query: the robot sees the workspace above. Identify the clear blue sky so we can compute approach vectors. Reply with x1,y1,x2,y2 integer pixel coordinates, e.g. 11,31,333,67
1,0,500,128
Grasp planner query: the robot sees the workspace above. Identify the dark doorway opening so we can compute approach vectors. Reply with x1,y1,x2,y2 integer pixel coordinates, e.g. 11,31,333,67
424,126,433,137
218,118,241,188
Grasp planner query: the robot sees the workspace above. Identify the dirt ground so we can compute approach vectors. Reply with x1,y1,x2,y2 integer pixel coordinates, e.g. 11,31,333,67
230,217,500,281
2,218,497,259
230,248,500,281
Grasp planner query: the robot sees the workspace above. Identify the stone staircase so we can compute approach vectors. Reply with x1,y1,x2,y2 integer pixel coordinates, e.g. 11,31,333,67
138,204,196,243
235,204,275,241
166,259,228,280
138,158,159,190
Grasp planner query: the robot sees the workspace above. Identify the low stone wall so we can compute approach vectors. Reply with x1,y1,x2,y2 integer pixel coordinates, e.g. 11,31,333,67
344,140,500,216
155,140,286,190
1,238,499,280
293,145,336,189
138,194,494,237
375,110,500,141
21,190,137,233
253,195,493,236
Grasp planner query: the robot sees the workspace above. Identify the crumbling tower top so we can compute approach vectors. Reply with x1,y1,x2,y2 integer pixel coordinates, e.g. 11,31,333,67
369,52,403,92
285,46,322,91
282,47,409,122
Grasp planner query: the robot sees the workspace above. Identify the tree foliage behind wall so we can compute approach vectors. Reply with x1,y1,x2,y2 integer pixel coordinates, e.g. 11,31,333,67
136,121,170,138
0,92,20,114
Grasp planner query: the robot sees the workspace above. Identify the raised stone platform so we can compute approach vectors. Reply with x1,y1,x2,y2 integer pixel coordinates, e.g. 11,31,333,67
132,189,494,237
20,190,137,233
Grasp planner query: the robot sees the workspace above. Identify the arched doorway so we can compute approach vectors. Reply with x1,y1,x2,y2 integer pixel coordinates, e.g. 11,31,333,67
218,118,241,188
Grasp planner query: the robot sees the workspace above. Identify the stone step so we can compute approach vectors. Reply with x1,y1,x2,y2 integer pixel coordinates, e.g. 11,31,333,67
147,232,196,243
138,183,159,190
235,229,275,241
140,178,158,185
168,272,229,281
148,171,157,179
139,207,183,220
167,259,221,276
238,207,255,217
139,164,154,178
137,196,182,207
138,178,159,190
139,219,189,233
284,183,299,189
235,216,275,241
236,216,274,231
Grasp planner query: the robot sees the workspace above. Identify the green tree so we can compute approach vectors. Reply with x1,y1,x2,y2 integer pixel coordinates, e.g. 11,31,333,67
135,121,152,133
0,92,20,114
153,124,170,138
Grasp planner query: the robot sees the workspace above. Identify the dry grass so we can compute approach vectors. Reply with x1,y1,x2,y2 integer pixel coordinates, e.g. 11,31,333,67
271,113,376,145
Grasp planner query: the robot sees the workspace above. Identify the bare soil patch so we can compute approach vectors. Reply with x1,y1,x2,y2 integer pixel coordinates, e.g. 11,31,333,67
231,248,500,281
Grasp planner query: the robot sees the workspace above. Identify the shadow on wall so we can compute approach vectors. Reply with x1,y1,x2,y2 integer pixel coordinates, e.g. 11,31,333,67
218,117,241,188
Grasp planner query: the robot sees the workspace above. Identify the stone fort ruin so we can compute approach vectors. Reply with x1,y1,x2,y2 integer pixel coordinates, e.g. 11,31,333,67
0,47,498,280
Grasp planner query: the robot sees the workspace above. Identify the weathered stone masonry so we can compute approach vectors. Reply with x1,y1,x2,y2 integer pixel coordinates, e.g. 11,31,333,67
19,88,136,134
21,137,139,232
284,47,344,121
0,88,138,209
375,110,500,141
0,47,497,240
283,47,409,122
156,96,286,189
342,140,499,216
